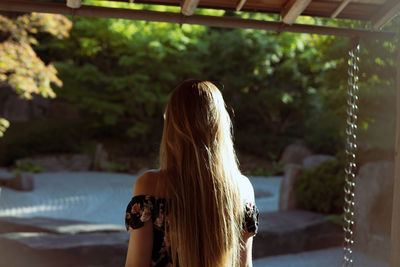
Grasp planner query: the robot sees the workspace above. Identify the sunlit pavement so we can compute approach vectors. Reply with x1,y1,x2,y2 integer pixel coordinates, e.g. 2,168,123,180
0,172,388,266
0,172,280,225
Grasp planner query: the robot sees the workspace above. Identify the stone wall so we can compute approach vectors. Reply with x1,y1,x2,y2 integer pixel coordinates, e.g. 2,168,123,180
0,83,79,122
0,83,50,122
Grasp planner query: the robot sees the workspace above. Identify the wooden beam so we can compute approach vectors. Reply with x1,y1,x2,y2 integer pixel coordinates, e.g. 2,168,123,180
372,0,400,30
330,0,351,18
281,0,312,25
181,0,200,16
66,0,81,9
236,0,247,12
0,0,395,40
391,33,400,267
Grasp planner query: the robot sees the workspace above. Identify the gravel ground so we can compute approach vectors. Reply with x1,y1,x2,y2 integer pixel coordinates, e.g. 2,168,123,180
0,171,389,266
0,172,279,225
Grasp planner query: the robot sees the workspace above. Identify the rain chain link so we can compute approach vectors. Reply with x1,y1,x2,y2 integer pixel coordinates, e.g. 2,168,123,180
343,42,360,267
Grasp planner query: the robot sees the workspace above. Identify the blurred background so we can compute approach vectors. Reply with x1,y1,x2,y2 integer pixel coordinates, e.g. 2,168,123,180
0,1,398,266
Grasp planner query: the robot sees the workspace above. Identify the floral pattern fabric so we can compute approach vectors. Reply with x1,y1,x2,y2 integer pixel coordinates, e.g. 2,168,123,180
125,195,259,267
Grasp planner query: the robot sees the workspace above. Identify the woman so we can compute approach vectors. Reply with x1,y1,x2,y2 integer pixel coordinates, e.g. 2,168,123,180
125,80,259,267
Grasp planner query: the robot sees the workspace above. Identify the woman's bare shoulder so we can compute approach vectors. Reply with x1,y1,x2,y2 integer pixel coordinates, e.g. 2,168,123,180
133,169,164,196
237,174,255,203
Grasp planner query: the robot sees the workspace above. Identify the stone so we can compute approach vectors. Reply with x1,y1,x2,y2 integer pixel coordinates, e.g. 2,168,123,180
279,164,302,210
0,216,128,267
253,210,342,258
2,172,34,191
0,217,125,235
0,212,342,266
2,94,30,122
0,84,50,122
354,161,394,261
93,143,110,171
279,140,312,165
302,154,335,169
0,168,14,180
17,154,92,172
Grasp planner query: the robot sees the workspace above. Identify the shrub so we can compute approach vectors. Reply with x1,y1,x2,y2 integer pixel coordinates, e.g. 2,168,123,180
0,119,88,165
106,161,129,173
246,162,284,176
12,159,44,174
294,158,345,214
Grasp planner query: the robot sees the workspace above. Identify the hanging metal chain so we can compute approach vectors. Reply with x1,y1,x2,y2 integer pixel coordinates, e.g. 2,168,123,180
343,40,360,267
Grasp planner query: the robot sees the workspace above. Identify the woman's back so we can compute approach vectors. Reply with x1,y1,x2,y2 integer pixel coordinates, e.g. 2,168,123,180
125,80,259,267
125,170,259,267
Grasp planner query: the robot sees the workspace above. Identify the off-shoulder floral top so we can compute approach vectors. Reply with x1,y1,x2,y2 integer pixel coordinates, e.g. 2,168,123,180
125,195,259,267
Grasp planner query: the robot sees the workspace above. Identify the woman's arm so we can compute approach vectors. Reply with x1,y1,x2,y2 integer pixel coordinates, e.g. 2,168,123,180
240,235,254,267
239,175,256,267
125,172,156,267
125,220,153,267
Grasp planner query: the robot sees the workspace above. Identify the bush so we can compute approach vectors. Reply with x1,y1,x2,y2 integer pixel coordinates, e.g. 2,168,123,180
12,159,44,174
0,119,88,165
294,158,345,214
246,162,284,176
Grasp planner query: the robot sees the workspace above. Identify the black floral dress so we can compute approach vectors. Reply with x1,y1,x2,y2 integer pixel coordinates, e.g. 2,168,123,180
125,195,259,267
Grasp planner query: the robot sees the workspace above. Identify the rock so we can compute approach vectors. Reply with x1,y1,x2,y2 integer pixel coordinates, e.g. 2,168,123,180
302,154,335,169
93,143,109,171
17,154,92,172
0,217,125,235
253,210,342,258
0,212,342,266
2,172,34,191
279,164,302,210
0,217,128,267
0,84,50,122
2,94,30,122
354,161,393,261
279,140,312,165
0,168,14,180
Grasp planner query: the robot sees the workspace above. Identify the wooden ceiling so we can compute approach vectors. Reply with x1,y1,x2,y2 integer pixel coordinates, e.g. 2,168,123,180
106,0,400,28
0,0,398,39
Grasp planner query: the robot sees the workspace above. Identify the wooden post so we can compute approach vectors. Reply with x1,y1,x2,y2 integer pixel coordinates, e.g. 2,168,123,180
391,34,400,267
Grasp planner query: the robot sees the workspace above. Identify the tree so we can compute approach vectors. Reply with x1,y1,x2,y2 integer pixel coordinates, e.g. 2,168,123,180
34,5,399,158
0,12,72,136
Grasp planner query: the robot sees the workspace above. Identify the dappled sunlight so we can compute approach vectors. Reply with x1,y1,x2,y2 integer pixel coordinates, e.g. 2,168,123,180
0,172,135,225
55,223,125,234
0,195,88,217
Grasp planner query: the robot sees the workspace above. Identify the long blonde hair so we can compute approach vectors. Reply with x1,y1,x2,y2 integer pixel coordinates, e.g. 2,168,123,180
159,80,243,267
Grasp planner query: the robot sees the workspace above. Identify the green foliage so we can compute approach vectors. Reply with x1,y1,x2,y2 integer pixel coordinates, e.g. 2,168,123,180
0,119,88,165
0,118,9,137
107,161,129,173
325,213,344,227
30,9,398,160
294,159,345,214
12,159,44,174
38,15,329,158
0,12,71,137
246,162,284,176
0,13,71,99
